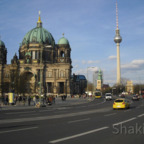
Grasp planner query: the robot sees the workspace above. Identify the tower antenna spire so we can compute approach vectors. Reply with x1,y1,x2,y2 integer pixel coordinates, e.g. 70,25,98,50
116,0,119,30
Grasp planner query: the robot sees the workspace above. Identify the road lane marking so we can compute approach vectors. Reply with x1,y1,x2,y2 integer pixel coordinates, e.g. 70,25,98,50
20,113,39,116
104,113,116,117
6,111,35,115
49,126,109,143
79,106,87,108
40,109,55,112
137,113,144,118
68,118,90,124
0,127,38,134
54,111,68,113
0,108,112,124
113,117,137,126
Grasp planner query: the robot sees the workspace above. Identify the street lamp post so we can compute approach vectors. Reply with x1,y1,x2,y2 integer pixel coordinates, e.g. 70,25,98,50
39,44,43,104
93,71,98,93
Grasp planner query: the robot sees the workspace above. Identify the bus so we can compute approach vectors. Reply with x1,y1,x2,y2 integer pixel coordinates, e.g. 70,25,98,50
94,91,102,99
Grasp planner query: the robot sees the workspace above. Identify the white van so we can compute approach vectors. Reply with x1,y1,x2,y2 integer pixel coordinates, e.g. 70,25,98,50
105,93,112,100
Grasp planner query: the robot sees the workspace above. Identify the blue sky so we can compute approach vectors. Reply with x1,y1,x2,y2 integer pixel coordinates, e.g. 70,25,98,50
0,0,144,85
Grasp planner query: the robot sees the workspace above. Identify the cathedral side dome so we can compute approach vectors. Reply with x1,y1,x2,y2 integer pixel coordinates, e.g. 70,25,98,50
22,13,55,45
0,39,5,47
0,39,7,64
58,34,69,45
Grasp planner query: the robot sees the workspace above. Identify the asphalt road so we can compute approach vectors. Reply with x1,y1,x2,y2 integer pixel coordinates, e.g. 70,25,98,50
0,96,144,144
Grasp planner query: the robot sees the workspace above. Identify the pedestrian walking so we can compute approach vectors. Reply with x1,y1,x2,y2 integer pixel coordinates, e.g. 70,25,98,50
19,96,22,104
33,96,36,106
23,96,26,105
14,96,18,105
28,96,31,106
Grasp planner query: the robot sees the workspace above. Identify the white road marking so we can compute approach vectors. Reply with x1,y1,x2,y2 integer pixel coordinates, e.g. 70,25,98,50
79,106,87,108
104,113,116,117
0,107,112,124
113,117,137,126
56,107,68,110
54,111,68,113
0,127,38,134
68,118,90,124
137,113,144,118
6,111,35,115
49,126,109,143
20,113,39,116
39,109,55,112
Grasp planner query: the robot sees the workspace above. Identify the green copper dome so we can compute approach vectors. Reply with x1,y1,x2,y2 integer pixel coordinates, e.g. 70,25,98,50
58,36,69,45
0,40,5,47
22,15,55,45
22,27,55,45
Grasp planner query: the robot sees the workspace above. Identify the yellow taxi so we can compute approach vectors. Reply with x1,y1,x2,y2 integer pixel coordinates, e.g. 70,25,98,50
113,98,130,110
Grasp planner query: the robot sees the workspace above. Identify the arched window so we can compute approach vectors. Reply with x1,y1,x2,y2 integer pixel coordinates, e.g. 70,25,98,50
60,51,64,57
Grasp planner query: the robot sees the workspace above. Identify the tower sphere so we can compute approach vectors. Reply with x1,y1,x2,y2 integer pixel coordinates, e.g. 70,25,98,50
114,29,122,43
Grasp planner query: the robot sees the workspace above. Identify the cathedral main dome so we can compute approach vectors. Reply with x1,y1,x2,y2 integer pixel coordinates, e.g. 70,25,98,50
22,14,55,45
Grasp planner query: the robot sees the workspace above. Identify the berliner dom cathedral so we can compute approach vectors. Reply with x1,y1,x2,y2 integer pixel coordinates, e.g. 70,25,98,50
0,13,72,97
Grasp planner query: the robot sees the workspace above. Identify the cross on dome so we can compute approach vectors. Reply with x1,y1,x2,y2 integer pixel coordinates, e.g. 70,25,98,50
37,11,42,27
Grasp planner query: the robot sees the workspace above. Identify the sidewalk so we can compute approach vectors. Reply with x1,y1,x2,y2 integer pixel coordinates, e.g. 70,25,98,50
0,97,95,111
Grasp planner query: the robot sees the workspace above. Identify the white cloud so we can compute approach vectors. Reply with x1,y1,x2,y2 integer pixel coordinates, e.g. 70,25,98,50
108,55,117,60
131,59,144,65
88,60,99,64
82,60,99,64
73,64,79,68
122,59,144,70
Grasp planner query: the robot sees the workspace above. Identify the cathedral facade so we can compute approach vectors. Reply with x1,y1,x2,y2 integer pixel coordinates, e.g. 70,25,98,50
0,14,72,97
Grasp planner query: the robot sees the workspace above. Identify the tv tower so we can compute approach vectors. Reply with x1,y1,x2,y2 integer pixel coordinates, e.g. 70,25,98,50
114,0,122,85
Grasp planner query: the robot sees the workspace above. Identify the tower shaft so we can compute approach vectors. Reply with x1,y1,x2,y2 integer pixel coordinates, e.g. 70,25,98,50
117,43,121,84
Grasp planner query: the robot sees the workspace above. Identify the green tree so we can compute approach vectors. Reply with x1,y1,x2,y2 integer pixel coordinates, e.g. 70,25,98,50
87,82,94,91
18,72,32,96
102,87,112,95
133,84,144,94
9,67,19,93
